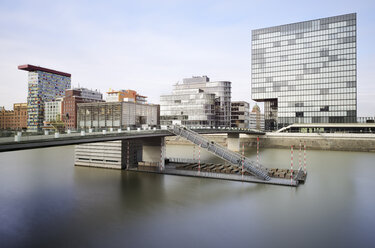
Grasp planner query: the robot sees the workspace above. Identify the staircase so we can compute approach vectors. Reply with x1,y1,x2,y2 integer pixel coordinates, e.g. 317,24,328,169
168,125,271,181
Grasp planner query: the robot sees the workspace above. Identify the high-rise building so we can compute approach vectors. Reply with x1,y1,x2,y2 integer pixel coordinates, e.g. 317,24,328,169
251,13,357,130
106,89,147,104
160,76,231,127
18,64,71,131
231,101,250,128
62,88,103,130
0,103,27,130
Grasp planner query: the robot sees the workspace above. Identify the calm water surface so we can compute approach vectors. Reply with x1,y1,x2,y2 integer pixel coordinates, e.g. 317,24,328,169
1,144,375,248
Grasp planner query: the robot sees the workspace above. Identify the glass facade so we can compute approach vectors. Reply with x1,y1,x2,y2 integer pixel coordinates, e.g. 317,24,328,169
160,76,231,127
77,102,159,129
252,13,357,130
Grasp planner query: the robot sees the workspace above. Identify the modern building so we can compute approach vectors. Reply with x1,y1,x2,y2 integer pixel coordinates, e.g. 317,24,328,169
160,76,231,127
251,13,357,130
231,101,250,128
77,101,159,129
62,88,103,130
18,64,71,131
106,89,147,104
0,103,28,130
249,104,265,131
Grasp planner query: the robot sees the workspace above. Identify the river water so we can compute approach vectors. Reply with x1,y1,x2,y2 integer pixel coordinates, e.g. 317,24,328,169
1,144,375,248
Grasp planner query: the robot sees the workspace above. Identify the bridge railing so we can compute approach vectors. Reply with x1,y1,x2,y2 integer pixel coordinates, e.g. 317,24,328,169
0,127,167,144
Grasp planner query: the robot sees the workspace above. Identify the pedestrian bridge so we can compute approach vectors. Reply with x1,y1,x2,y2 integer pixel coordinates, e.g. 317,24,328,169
0,126,306,186
0,127,264,153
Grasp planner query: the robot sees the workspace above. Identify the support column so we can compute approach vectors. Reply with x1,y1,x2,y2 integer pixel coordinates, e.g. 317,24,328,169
140,137,166,170
74,140,142,170
227,133,240,152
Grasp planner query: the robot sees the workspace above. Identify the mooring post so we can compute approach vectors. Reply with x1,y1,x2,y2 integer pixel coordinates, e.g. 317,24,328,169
242,143,244,178
290,145,294,185
304,141,307,175
198,142,201,173
299,141,302,170
127,141,130,170
257,136,259,168
160,137,165,171
193,145,195,163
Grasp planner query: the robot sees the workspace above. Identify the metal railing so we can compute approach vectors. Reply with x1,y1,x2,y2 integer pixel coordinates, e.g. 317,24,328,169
168,125,270,181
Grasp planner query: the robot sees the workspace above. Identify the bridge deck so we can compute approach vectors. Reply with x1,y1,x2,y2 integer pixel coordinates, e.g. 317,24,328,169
0,128,264,153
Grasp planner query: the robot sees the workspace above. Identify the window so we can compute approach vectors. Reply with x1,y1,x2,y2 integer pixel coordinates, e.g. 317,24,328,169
296,112,304,117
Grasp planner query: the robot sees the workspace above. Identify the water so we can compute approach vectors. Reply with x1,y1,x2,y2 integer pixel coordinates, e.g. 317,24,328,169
1,145,375,248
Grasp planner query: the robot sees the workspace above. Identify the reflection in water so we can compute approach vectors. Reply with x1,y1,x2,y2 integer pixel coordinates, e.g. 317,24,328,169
0,145,375,247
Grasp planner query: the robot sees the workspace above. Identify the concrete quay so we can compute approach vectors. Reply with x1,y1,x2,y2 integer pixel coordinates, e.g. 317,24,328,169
166,132,375,152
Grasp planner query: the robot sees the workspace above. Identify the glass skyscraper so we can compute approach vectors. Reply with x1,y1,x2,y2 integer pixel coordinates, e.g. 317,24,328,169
251,13,357,130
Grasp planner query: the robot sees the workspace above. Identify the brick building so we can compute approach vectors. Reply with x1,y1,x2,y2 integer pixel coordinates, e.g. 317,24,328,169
62,88,103,130
0,103,28,130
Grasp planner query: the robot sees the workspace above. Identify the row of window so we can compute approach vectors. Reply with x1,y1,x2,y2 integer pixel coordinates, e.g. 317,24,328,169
252,75,355,84
253,45,356,62
253,71,356,81
253,24,355,44
253,64,356,75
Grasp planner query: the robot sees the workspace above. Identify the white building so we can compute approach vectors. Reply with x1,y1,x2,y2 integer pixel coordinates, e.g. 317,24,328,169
44,98,63,123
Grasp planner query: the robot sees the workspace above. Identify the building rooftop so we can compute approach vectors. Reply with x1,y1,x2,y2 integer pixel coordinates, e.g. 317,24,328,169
18,64,71,77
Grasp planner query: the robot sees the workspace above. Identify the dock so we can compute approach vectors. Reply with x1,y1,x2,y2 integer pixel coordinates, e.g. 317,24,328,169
129,162,306,187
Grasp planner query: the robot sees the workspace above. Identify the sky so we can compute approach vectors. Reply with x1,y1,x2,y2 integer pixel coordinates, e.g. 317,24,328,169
0,0,374,116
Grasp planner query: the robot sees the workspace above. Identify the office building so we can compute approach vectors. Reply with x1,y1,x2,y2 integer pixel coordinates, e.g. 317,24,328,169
249,104,265,131
231,101,250,128
106,89,147,104
252,13,357,130
62,88,103,130
0,103,27,130
77,101,159,129
160,76,231,127
18,64,71,131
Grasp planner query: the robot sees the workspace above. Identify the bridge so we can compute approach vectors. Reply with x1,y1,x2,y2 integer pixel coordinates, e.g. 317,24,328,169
0,126,306,186
0,127,263,152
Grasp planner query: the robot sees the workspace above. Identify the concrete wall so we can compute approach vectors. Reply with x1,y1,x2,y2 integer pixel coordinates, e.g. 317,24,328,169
75,140,142,169
243,133,375,152
167,133,375,153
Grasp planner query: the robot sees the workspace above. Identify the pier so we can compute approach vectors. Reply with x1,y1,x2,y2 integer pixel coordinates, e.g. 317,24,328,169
74,125,307,187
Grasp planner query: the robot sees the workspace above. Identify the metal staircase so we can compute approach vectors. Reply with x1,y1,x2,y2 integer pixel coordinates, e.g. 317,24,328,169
168,125,271,181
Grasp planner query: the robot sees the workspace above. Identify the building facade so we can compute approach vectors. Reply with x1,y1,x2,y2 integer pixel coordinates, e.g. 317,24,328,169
160,76,231,127
0,103,28,130
252,13,357,130
106,89,147,104
77,102,159,129
62,88,103,130
249,104,265,131
44,98,63,123
18,65,71,131
231,101,250,128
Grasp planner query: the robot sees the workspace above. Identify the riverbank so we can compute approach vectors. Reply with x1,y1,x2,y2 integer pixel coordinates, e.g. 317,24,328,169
166,132,375,152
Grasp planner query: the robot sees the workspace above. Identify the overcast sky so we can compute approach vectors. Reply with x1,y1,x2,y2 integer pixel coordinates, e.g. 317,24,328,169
1,0,374,116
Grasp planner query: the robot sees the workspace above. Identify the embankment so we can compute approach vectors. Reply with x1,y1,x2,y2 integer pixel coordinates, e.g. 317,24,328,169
166,133,375,152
